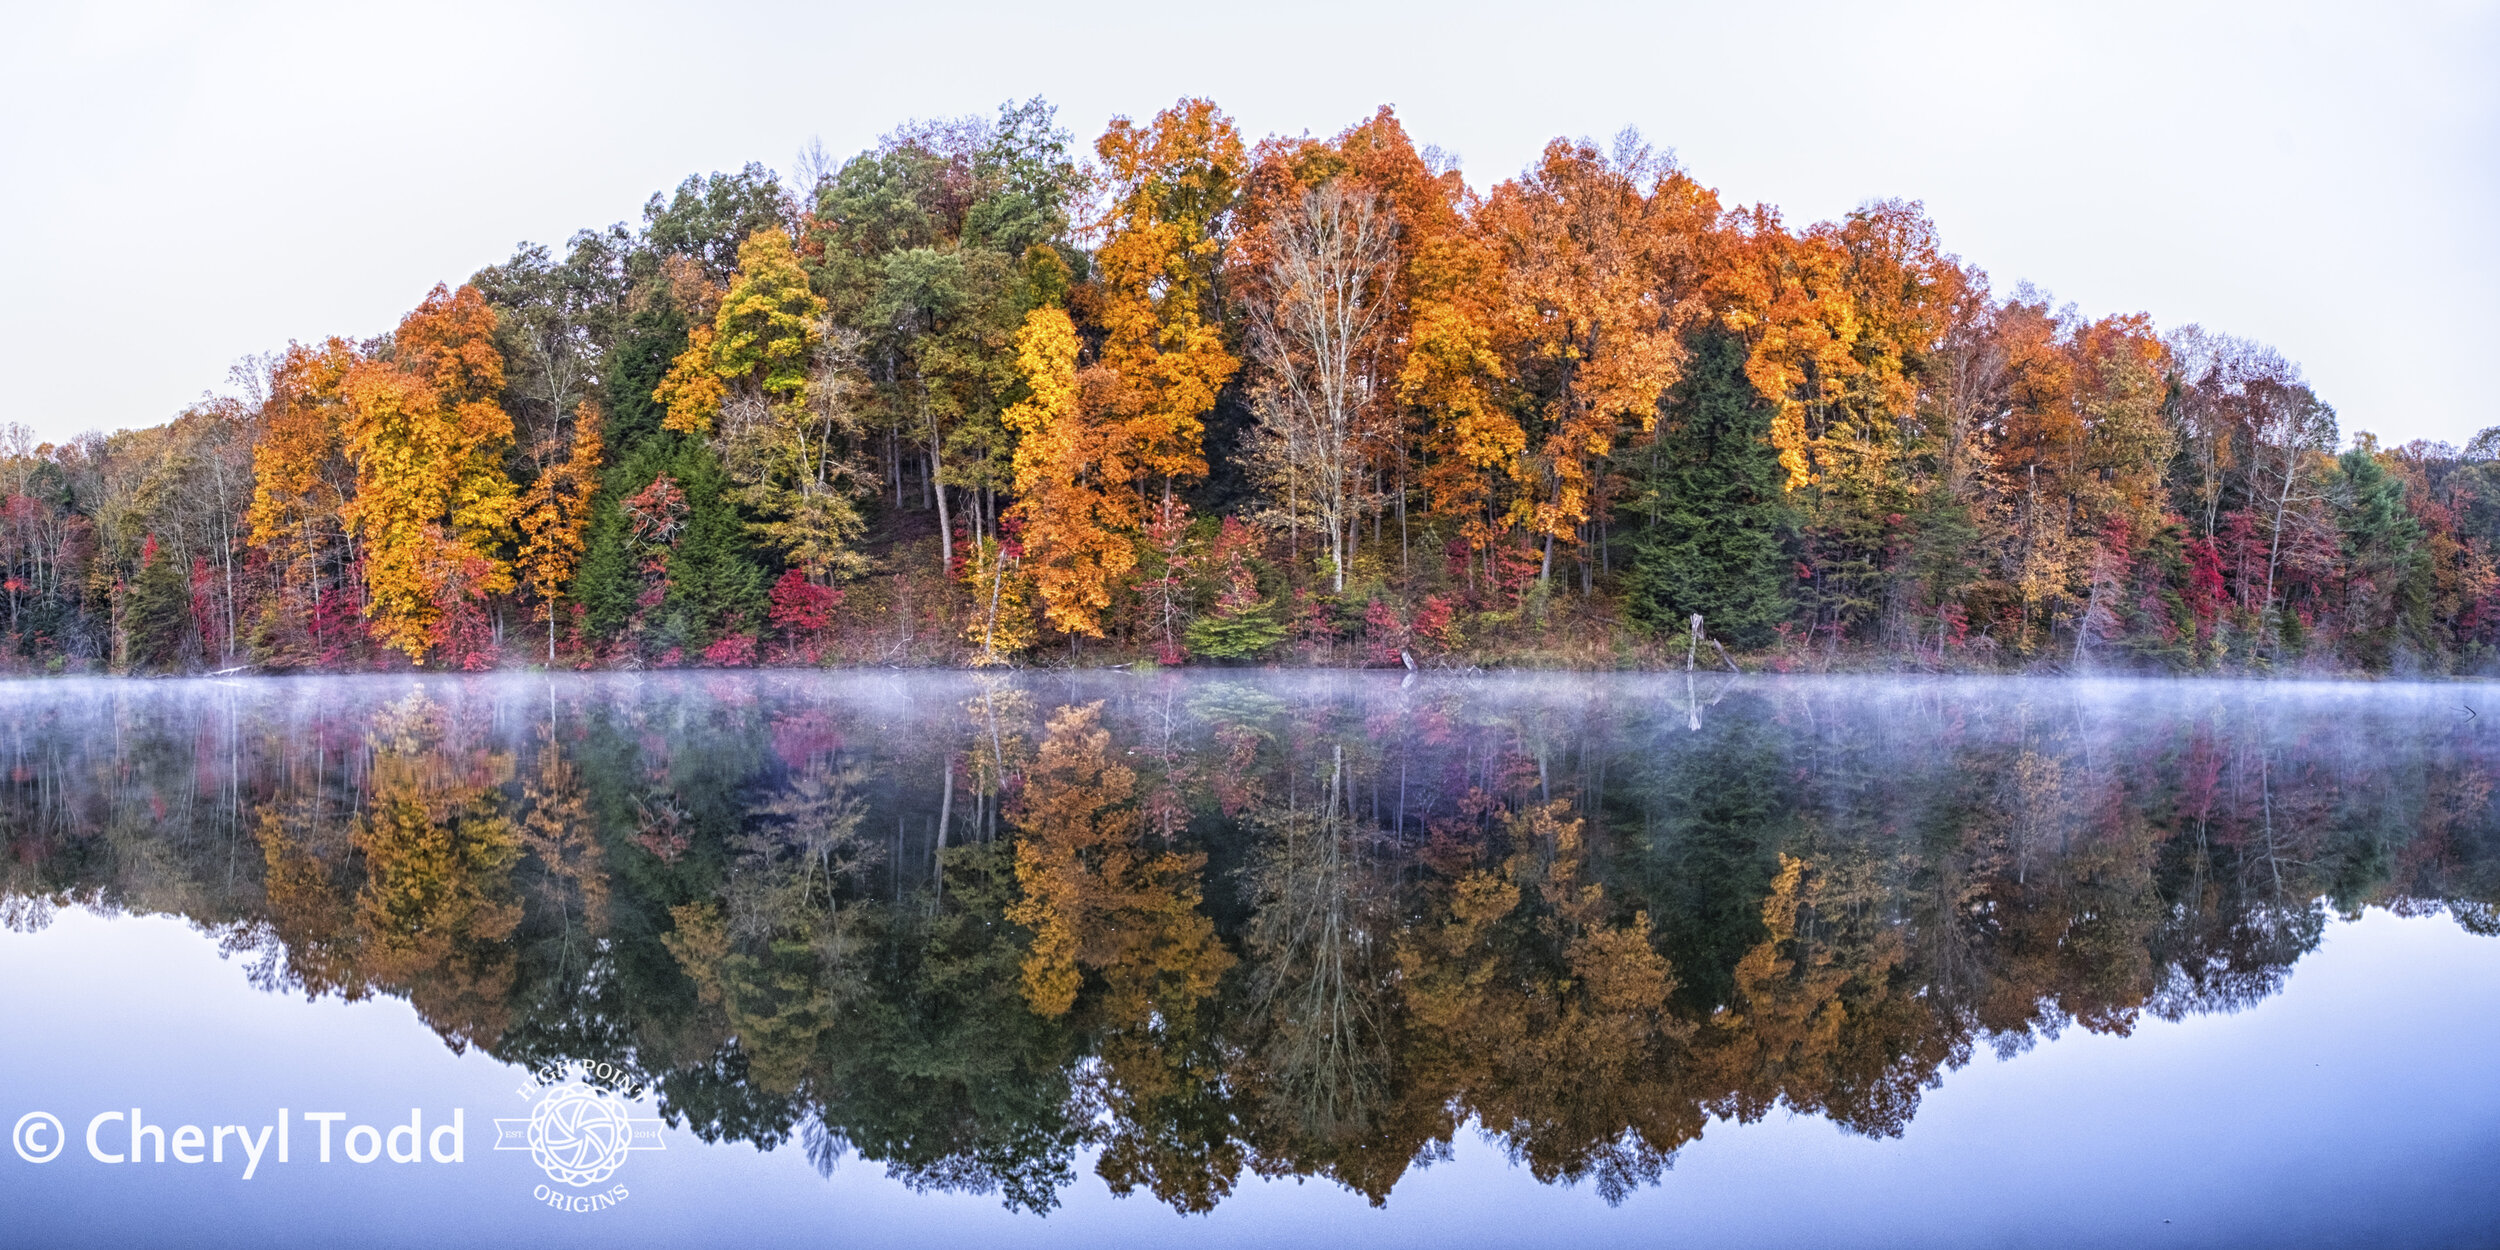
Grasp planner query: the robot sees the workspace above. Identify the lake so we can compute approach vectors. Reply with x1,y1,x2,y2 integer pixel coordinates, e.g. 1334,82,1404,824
2,671,2496,1247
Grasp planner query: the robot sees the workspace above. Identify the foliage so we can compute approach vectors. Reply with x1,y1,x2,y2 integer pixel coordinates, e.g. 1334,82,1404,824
1002,306,1134,637
1184,518,1286,659
3,96,2490,675
337,284,520,664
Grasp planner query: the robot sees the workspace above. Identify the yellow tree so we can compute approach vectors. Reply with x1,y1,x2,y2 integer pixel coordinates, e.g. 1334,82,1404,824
1699,203,1963,639
1092,98,1246,490
1001,305,1137,636
1006,701,1231,1016
514,400,604,661
252,787,364,999
657,228,825,436
246,338,360,662
656,229,872,580
1710,202,1958,493
1401,205,1519,584
1710,209,1857,493
1389,798,1691,1190
339,284,519,664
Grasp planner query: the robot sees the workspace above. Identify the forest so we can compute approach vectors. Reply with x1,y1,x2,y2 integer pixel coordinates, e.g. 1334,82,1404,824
2,97,2490,676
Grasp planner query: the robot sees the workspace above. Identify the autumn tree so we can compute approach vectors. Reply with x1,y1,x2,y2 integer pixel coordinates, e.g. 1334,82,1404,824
350,691,522,1049
13,96,2490,676
514,400,605,660
1400,191,1516,588
1478,135,1703,590
1004,701,1236,1209
1001,304,1135,637
806,102,1083,573
1240,180,1396,592
1092,98,1247,492
658,227,873,587
337,284,520,664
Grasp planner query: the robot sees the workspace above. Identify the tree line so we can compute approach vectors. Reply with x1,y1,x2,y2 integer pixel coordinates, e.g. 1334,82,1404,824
4,97,2492,674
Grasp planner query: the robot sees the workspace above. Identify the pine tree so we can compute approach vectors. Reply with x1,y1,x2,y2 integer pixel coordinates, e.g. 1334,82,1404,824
126,536,193,671
568,432,764,660
2335,444,2433,667
1626,330,1793,647
660,437,766,650
602,296,688,458
570,467,640,646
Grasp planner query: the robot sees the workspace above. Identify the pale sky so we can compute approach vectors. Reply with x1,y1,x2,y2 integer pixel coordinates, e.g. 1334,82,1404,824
3,0,2492,448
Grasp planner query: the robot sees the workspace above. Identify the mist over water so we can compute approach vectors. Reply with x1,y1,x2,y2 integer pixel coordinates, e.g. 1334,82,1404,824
2,672,2496,1246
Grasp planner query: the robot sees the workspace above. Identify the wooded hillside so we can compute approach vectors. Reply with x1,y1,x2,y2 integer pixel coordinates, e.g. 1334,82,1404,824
4,99,2489,675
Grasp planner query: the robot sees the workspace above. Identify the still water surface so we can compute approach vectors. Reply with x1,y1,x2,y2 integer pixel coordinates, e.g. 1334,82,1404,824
1,672,2496,1247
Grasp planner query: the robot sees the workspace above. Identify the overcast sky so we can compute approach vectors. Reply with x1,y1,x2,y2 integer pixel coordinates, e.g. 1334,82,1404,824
3,0,2492,448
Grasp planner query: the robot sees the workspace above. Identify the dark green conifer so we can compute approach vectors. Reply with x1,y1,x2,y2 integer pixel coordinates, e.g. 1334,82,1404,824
1625,330,1794,648
126,537,192,672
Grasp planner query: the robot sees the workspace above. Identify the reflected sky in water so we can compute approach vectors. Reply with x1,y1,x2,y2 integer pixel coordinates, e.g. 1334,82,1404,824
2,672,2497,1246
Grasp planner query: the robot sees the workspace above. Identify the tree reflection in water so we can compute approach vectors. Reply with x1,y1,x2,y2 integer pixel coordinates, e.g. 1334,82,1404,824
3,673,2494,1212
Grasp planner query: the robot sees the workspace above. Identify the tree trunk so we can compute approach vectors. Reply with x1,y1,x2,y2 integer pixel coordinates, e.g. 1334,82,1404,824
930,428,953,570
2263,440,2298,648
1397,464,1408,575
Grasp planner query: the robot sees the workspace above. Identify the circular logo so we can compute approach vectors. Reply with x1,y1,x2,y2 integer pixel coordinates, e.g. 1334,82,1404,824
12,1111,64,1163
524,1086,634,1186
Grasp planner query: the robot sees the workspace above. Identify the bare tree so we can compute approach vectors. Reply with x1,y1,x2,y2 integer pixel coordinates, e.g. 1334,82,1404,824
1244,181,1396,593
2247,377,2337,649
1930,274,2010,499
2168,327,2296,539
473,235,624,471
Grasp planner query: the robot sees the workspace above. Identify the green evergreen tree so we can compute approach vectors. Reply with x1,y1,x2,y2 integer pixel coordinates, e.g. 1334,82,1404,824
1183,597,1288,659
601,296,687,458
661,438,767,649
572,474,638,644
1625,330,1794,648
126,537,192,672
2335,445,2433,667
570,433,768,658
1621,692,1795,1012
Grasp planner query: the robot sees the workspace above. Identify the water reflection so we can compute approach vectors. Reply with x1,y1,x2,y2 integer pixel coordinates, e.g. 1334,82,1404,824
3,673,2493,1213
